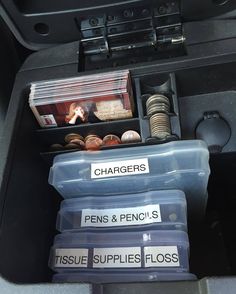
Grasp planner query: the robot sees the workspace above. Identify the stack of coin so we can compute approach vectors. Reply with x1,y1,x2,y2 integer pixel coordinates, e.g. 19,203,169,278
103,134,121,146
85,135,103,151
146,94,170,116
121,130,141,144
149,113,171,139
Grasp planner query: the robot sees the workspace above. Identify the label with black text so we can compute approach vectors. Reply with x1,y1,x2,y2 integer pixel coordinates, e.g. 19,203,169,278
91,158,149,179
93,247,141,268
81,204,161,227
144,246,180,267
54,248,88,268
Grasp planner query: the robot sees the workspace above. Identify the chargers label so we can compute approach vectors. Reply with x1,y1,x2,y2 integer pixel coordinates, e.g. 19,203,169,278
54,248,88,268
144,246,180,267
81,204,161,227
93,247,141,268
91,158,149,179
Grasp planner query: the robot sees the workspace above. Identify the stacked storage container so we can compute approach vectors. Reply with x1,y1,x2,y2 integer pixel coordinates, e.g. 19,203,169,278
49,140,210,283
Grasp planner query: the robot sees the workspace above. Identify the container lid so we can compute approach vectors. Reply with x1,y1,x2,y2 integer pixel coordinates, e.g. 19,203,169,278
0,0,235,50
52,230,189,247
52,271,197,283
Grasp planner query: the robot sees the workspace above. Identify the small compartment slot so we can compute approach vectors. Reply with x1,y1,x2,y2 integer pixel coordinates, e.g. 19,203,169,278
134,73,181,143
37,118,142,164
140,73,176,117
36,118,141,149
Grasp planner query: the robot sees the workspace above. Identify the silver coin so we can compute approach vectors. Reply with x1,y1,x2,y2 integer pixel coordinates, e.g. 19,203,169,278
146,94,170,116
149,112,171,138
121,130,141,143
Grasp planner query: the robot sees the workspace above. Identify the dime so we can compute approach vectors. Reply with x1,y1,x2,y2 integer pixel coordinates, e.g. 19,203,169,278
146,94,170,116
121,130,141,143
149,113,171,139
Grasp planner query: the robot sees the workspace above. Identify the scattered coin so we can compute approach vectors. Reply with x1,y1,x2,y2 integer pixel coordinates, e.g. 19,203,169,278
49,144,64,151
121,130,141,143
70,138,85,149
103,134,121,146
85,135,103,151
64,143,81,150
64,133,84,143
85,134,97,142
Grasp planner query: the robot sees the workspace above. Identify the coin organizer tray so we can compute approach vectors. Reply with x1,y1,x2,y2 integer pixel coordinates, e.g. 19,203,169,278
49,230,189,274
35,72,181,165
49,140,210,218
52,271,197,284
56,190,187,232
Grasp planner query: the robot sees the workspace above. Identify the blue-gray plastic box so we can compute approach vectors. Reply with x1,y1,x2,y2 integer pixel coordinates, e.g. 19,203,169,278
49,230,189,274
52,272,197,283
56,190,187,232
49,140,210,219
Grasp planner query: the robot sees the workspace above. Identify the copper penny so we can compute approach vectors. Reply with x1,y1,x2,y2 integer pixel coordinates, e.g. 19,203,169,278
64,133,84,143
84,134,97,142
103,134,121,146
121,130,141,143
85,136,103,151
70,138,85,149
49,144,64,151
64,143,81,150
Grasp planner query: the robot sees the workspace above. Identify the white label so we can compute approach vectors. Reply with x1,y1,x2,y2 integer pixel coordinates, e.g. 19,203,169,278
81,204,161,227
93,247,141,268
144,246,180,268
40,114,57,127
91,158,149,179
54,248,88,268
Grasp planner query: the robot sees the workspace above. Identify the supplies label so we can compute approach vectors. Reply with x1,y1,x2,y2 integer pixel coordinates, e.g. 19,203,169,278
93,247,141,268
81,204,161,227
54,248,88,268
91,158,149,179
144,246,180,268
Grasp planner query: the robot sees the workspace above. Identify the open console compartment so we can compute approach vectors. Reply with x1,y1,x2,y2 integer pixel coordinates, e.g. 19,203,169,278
2,0,236,291
1,53,236,285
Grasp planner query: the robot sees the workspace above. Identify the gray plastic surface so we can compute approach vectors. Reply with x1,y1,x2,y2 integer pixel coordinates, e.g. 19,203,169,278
57,190,187,232
49,140,210,218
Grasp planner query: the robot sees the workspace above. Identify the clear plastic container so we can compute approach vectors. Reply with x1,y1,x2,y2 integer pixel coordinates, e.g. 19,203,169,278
52,272,197,283
49,230,189,274
56,190,187,232
49,140,210,218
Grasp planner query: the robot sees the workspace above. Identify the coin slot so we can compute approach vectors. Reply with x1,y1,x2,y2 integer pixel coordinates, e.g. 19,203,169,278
139,74,174,117
135,73,181,142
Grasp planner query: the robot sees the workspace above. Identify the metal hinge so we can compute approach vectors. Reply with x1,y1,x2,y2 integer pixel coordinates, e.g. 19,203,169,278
79,0,185,56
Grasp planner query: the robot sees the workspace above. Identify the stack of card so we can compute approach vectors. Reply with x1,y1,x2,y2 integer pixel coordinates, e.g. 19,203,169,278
29,70,134,128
